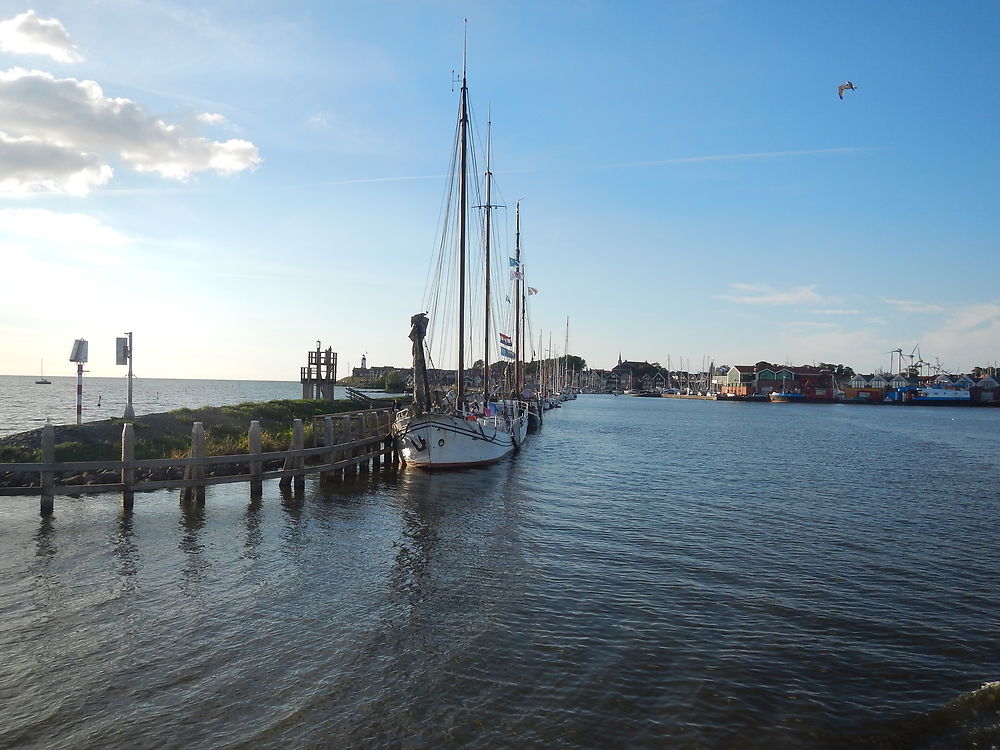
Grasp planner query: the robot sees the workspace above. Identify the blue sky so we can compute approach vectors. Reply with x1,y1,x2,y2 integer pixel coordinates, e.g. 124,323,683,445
1,1,997,380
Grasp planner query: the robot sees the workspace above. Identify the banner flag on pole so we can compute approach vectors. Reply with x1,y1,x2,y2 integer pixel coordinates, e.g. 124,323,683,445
499,333,513,346
500,346,515,359
527,286,538,295
510,268,524,280
508,257,520,267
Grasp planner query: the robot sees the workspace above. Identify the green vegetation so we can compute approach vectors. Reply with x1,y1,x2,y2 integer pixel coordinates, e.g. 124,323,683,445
1,446,37,463
382,370,406,392
523,354,587,375
1,397,398,464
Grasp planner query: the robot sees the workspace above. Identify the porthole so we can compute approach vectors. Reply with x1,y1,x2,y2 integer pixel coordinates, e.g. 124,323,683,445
438,439,445,447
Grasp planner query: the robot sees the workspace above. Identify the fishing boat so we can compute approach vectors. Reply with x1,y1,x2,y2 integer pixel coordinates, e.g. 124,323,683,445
769,390,804,403
35,360,51,385
392,51,528,469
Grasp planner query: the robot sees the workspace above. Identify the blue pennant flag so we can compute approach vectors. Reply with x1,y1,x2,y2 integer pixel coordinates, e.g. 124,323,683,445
508,257,520,267
500,346,515,359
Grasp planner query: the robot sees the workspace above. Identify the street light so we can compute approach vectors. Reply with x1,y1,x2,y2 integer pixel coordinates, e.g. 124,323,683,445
117,332,135,420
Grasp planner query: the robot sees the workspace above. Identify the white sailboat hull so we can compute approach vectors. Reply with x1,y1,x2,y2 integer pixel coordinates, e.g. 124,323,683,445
392,410,527,469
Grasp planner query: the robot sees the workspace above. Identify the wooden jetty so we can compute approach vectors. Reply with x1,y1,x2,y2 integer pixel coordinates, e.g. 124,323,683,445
0,408,396,515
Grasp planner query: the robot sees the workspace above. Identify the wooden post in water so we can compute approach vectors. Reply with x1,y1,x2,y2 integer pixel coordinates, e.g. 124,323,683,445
40,420,54,516
360,413,371,474
121,422,135,511
321,417,335,484
181,422,206,503
279,418,304,491
341,415,353,477
249,420,262,498
383,411,395,468
293,419,305,493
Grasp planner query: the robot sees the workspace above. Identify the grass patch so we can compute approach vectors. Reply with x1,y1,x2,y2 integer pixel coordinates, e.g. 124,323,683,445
1,446,38,463
54,442,117,462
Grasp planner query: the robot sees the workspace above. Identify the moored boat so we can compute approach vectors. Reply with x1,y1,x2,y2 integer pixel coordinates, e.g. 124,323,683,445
769,391,804,403
392,52,527,469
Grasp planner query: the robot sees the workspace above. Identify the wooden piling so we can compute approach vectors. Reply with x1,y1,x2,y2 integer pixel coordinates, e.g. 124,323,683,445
341,415,353,478
121,422,135,511
279,418,305,491
40,421,54,516
292,419,305,493
249,420,262,498
360,413,371,474
321,417,335,484
181,422,206,503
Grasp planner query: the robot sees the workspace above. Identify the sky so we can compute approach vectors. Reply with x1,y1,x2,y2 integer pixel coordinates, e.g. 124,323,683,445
1,0,998,381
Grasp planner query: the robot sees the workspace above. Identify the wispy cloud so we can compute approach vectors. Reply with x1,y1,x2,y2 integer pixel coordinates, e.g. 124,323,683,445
323,174,442,186
0,207,130,259
812,309,862,316
788,321,839,330
884,298,945,313
718,283,826,306
921,302,1000,370
608,147,868,170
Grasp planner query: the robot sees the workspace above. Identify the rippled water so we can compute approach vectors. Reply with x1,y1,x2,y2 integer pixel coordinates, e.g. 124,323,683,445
1,396,998,748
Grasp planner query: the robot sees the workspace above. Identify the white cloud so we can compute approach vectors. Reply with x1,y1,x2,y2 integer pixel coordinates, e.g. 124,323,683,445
196,112,228,126
811,309,861,316
0,68,261,193
0,207,131,248
0,10,82,63
884,298,945,313
0,131,112,195
719,283,825,306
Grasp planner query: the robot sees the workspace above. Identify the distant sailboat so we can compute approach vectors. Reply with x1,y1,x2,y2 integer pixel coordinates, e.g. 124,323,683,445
35,360,51,385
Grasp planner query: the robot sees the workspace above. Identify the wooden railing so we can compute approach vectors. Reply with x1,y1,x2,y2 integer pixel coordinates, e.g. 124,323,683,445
0,408,397,515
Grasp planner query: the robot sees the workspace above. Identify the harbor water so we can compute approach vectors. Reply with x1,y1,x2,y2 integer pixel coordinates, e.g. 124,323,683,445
1,388,999,748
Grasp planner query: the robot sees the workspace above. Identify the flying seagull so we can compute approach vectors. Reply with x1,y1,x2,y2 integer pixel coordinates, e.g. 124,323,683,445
838,81,857,100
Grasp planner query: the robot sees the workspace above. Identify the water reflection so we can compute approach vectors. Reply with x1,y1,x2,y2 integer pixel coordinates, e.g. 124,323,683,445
243,497,263,558
34,515,57,559
387,471,440,610
385,465,528,626
113,511,139,591
178,501,208,595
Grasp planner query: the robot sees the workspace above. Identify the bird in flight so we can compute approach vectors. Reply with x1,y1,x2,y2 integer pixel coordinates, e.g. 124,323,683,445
838,81,857,100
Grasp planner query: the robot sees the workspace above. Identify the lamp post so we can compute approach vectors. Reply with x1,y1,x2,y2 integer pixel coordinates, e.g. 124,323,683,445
117,332,135,420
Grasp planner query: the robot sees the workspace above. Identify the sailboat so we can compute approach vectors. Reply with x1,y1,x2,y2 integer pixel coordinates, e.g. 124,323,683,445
392,49,528,469
513,201,542,433
35,360,51,385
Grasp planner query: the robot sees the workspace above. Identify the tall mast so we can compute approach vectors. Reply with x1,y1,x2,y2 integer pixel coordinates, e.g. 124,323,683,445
564,316,570,390
482,115,493,399
514,200,522,394
456,34,468,405
538,330,543,394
